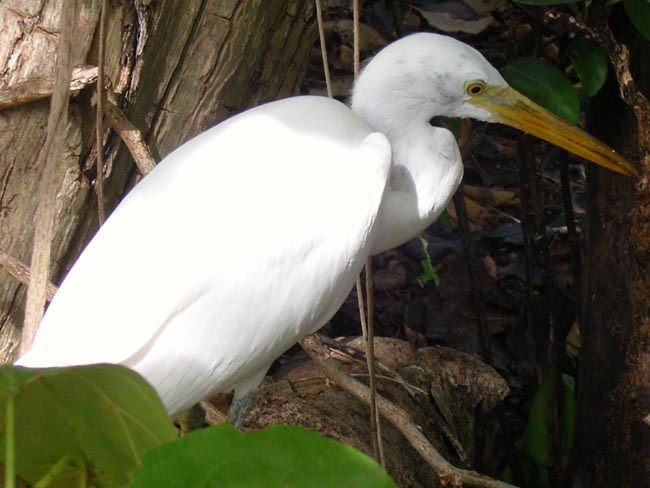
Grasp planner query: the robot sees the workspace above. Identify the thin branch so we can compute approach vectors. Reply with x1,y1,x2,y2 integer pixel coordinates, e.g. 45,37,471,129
0,66,156,176
21,0,81,355
0,251,58,302
453,186,492,363
104,96,156,175
559,151,580,292
352,0,384,465
516,134,539,377
319,334,426,397
389,0,405,37
0,66,97,110
314,0,332,98
353,0,361,79
356,279,368,337
299,333,519,488
364,258,385,465
96,0,109,224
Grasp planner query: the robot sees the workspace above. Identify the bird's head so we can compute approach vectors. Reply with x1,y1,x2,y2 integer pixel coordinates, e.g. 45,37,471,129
352,33,638,177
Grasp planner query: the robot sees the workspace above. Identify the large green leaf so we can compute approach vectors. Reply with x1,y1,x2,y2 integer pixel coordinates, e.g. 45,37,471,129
624,0,650,40
0,364,176,487
502,57,580,124
130,424,397,488
569,37,608,97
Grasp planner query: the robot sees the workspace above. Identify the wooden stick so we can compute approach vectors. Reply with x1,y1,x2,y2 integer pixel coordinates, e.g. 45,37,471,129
104,96,156,175
0,251,58,302
314,0,332,99
21,0,80,355
95,0,109,224
0,68,156,176
0,66,97,110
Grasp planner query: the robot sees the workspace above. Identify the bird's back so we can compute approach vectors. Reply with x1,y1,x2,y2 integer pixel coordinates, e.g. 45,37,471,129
17,96,392,414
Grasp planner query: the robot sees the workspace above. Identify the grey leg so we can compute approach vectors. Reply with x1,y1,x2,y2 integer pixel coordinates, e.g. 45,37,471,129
228,391,255,429
227,365,270,429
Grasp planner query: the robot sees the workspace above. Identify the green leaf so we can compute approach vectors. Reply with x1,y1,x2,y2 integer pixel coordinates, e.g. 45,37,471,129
522,378,552,488
0,364,176,488
524,378,551,468
520,375,576,488
502,57,580,124
624,0,650,40
569,37,608,97
130,424,397,488
559,374,576,448
419,236,440,285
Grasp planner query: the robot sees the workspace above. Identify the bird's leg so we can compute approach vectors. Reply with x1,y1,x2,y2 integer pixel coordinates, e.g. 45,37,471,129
228,366,269,429
227,392,255,429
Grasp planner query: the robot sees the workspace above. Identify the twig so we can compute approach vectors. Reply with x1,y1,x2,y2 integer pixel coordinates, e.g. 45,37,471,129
516,134,539,377
352,0,384,465
559,151,580,291
0,66,156,176
0,66,98,110
356,279,369,339
319,334,425,397
96,0,108,224
353,0,361,79
364,259,385,465
104,97,156,175
21,0,80,355
389,0,405,37
299,333,519,488
314,0,332,98
452,186,492,363
313,0,383,465
0,250,58,302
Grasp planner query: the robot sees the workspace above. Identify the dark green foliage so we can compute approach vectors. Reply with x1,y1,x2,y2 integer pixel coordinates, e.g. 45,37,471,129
624,0,650,39
502,57,580,124
569,37,608,97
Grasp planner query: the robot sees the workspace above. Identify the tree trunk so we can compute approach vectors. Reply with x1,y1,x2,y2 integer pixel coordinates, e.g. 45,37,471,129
572,9,650,487
0,0,316,362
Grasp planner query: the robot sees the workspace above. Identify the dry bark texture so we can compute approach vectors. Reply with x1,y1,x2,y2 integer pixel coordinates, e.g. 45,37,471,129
0,0,316,362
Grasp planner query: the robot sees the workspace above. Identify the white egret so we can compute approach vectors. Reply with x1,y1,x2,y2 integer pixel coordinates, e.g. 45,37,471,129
16,33,637,425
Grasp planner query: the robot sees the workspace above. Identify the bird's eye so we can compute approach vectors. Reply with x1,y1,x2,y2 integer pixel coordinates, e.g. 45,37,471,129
466,81,486,95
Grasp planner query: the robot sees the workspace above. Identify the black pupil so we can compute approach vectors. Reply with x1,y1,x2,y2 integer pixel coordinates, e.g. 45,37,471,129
471,85,481,94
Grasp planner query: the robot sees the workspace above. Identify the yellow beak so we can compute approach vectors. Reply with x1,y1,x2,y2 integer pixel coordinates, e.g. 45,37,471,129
469,86,638,177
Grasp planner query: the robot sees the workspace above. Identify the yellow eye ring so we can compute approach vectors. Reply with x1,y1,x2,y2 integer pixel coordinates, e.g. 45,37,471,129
466,81,486,95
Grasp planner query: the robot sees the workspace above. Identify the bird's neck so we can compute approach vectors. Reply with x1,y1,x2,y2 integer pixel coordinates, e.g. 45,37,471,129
368,120,464,255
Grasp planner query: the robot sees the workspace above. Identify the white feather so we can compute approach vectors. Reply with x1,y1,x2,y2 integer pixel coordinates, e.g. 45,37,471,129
17,33,512,415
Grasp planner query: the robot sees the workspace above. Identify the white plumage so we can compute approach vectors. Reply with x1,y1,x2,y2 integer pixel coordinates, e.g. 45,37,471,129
16,33,635,419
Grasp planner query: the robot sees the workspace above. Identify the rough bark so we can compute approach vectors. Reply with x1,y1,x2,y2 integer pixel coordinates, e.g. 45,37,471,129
572,8,650,487
0,0,316,362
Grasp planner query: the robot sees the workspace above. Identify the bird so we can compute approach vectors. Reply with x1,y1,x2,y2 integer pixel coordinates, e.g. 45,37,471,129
16,33,637,426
